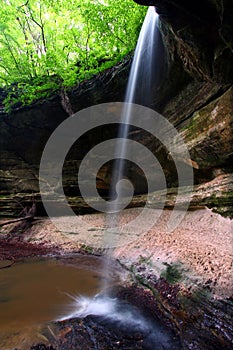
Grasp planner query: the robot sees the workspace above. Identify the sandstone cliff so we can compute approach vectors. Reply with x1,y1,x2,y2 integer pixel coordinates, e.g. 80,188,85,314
0,0,232,217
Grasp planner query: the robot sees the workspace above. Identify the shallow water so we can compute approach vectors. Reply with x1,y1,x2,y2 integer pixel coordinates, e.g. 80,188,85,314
0,256,182,350
0,255,112,349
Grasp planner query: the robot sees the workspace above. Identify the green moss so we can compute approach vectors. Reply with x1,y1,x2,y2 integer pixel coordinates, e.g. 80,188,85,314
180,112,204,137
138,255,153,266
207,191,233,203
161,263,183,284
205,192,233,218
198,190,233,218
180,100,219,139
80,244,94,254
211,206,233,218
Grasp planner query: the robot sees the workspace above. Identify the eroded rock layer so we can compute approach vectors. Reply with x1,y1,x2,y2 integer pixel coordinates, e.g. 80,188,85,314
0,1,232,217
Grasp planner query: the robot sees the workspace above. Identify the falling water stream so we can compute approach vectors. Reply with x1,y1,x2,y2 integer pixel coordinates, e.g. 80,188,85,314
103,7,164,253
108,7,159,221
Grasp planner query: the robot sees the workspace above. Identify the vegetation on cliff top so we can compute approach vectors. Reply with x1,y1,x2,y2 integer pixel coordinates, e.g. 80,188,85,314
0,0,146,112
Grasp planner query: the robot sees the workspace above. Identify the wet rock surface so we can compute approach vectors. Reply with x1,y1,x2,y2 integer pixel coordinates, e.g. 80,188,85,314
0,215,62,262
30,286,181,350
119,285,233,350
123,280,233,350
0,232,58,261
51,316,179,350
29,284,233,350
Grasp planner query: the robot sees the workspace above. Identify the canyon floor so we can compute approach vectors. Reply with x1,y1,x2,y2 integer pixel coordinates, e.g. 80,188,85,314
1,207,232,299
0,206,233,349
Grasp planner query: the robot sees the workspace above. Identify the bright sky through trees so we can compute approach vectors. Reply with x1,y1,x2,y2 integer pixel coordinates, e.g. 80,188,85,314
0,0,146,111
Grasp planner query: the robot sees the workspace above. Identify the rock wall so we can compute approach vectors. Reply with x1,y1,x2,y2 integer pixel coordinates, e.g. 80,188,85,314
133,0,233,216
134,0,233,83
0,57,131,215
0,1,232,217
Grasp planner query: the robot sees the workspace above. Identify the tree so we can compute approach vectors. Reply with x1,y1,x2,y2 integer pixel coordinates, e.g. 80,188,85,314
0,0,147,111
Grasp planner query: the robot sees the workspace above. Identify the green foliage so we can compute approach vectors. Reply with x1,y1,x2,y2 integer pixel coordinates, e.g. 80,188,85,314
0,0,147,111
161,263,183,284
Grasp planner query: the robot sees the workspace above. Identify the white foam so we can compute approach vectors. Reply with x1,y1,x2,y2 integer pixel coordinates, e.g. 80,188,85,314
58,294,148,331
57,293,174,349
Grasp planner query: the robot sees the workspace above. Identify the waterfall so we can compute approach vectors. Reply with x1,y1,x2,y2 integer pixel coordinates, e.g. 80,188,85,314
92,6,163,295
105,7,160,248
61,7,164,335
38,8,188,348
125,6,159,105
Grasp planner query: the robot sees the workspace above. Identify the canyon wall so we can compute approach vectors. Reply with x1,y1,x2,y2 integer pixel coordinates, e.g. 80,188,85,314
0,0,232,217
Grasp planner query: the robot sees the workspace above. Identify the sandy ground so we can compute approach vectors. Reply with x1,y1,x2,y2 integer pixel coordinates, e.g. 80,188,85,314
114,208,233,298
1,207,232,299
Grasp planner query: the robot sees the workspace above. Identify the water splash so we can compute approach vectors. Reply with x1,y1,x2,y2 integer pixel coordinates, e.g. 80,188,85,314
58,294,117,320
58,294,175,349
59,294,151,330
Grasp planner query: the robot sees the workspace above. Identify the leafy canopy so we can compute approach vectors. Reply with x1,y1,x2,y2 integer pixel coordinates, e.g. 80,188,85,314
0,0,146,111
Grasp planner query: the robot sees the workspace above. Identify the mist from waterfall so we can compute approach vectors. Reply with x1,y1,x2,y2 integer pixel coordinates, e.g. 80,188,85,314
58,294,174,349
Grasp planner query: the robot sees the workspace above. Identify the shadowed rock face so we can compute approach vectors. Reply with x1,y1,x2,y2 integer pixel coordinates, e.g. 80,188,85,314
0,57,131,215
151,0,233,195
134,0,233,216
134,0,233,83
0,1,233,216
